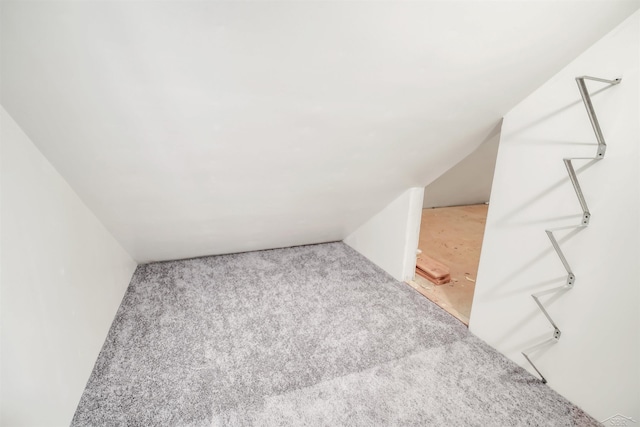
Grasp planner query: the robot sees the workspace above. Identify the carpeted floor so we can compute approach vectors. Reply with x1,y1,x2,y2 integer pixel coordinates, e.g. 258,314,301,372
72,242,598,426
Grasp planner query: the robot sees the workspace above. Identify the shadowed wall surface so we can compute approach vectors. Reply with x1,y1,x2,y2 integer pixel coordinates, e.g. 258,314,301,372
470,11,640,421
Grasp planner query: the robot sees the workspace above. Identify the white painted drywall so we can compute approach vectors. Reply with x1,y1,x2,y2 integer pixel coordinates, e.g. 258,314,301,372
344,188,423,282
423,121,502,208
0,107,137,426
1,2,638,262
470,11,639,422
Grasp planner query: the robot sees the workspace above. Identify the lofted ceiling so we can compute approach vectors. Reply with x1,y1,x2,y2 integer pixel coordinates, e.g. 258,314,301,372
1,1,638,263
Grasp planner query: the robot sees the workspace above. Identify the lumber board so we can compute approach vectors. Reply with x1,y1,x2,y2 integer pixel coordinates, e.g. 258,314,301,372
416,254,451,285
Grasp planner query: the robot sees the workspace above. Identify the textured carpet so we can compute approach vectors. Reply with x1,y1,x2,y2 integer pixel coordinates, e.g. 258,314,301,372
72,242,598,426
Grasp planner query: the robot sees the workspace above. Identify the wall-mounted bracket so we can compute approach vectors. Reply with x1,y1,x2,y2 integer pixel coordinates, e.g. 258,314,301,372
545,228,578,286
521,338,558,385
531,285,570,338
522,352,548,384
563,159,591,226
575,76,621,159
521,76,620,384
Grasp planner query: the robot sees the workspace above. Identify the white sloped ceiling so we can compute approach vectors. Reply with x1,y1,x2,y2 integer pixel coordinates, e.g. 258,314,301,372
1,1,638,262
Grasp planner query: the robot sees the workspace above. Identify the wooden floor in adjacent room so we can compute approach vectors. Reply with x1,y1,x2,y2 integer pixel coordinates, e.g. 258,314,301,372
407,204,489,326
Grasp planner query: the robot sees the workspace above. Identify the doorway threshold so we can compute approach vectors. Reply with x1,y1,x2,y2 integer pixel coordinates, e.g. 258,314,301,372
406,278,469,326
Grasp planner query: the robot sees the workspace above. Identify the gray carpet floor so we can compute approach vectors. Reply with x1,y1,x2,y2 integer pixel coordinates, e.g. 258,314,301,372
72,242,598,426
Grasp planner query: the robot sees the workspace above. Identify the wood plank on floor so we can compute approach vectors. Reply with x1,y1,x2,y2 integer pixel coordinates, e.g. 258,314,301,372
415,254,450,285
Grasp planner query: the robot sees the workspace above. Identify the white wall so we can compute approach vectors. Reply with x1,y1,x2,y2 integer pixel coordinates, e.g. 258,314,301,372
344,188,423,281
0,107,137,426
423,121,501,208
470,12,639,422
2,2,637,263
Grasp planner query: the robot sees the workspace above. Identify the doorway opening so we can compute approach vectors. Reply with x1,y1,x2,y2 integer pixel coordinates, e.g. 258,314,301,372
406,122,501,326
407,204,488,325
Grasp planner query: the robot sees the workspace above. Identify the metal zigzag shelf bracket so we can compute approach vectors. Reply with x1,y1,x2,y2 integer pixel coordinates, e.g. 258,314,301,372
576,75,622,159
521,75,621,384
